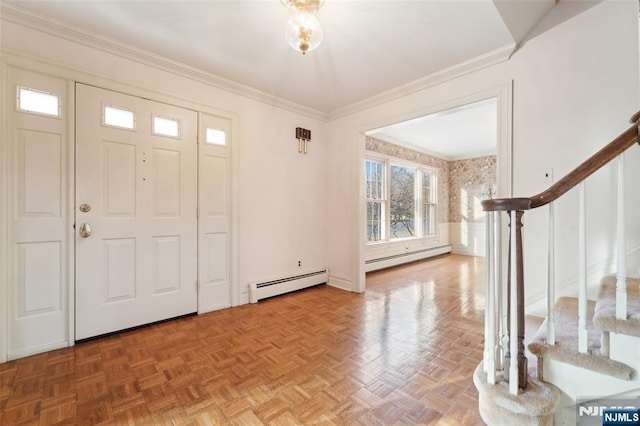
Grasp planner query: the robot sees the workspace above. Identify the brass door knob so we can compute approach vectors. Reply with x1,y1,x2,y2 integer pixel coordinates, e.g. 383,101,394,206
79,223,91,238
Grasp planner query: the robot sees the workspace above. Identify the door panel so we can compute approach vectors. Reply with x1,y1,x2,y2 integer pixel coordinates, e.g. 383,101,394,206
75,84,197,340
198,113,232,313
8,68,69,359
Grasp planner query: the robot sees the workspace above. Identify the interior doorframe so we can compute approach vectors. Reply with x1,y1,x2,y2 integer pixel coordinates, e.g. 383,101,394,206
0,61,9,363
353,81,514,293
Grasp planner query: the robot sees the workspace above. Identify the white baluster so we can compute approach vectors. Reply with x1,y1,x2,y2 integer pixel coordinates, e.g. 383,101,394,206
486,212,496,384
484,212,491,373
547,202,556,345
495,212,504,370
616,154,627,320
509,210,519,395
578,181,588,353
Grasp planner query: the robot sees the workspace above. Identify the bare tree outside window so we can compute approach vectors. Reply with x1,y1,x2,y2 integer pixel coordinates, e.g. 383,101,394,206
389,164,415,238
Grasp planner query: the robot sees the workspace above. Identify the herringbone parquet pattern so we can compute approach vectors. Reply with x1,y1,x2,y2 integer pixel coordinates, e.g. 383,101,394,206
0,254,485,425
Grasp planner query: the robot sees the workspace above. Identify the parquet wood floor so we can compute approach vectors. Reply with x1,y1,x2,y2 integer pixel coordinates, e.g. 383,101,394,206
0,254,486,425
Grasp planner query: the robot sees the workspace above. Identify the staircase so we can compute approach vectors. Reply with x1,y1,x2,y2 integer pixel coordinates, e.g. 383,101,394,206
474,111,640,425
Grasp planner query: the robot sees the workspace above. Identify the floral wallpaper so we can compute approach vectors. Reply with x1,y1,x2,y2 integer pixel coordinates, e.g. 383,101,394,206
365,137,497,224
448,156,496,223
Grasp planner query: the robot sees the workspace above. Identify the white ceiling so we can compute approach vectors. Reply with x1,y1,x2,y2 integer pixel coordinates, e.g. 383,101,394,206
1,0,556,155
368,97,498,160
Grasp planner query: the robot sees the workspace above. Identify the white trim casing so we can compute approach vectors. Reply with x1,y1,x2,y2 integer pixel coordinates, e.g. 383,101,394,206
230,115,240,308
66,79,75,348
0,62,8,363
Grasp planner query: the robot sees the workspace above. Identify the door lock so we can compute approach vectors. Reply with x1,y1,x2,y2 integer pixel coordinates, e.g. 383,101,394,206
79,203,91,213
79,223,91,238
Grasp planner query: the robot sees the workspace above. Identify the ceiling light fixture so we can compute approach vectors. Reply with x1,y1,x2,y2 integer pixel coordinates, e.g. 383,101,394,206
281,0,324,55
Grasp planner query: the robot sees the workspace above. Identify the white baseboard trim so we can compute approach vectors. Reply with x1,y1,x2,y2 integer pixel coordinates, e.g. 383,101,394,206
451,245,485,257
9,340,68,361
328,274,353,292
364,245,451,273
238,290,249,306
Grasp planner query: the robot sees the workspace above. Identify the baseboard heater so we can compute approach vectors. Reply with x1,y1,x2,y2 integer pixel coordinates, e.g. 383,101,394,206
249,269,328,303
365,245,451,272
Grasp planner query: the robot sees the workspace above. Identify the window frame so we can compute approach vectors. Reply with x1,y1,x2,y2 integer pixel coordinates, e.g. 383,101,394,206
365,154,438,244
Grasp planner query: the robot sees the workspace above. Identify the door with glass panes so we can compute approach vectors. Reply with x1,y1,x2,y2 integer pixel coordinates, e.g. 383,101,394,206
75,83,198,340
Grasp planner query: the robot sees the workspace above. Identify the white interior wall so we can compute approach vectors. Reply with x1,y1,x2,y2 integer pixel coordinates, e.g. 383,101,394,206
508,0,640,305
326,1,640,303
0,17,327,360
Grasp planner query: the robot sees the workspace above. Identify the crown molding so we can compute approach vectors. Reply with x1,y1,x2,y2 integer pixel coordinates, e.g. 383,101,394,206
327,43,517,121
0,3,328,121
366,134,452,161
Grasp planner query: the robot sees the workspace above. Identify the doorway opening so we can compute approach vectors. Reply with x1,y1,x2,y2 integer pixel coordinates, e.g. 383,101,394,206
355,84,513,293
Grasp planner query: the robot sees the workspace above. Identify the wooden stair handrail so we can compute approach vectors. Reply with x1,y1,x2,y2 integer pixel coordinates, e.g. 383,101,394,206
483,112,640,212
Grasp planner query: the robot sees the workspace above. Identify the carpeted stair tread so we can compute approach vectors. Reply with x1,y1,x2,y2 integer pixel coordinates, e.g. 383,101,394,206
528,297,635,381
593,275,640,337
474,363,560,425
525,315,544,340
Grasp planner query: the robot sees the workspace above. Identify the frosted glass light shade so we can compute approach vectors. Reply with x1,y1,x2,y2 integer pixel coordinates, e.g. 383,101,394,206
281,0,325,14
285,11,323,55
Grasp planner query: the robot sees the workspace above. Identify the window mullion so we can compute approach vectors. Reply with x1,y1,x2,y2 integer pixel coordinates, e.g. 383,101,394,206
416,169,423,237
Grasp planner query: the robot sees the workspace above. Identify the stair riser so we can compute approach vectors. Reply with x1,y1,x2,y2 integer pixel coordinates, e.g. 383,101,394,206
543,357,640,411
610,332,640,367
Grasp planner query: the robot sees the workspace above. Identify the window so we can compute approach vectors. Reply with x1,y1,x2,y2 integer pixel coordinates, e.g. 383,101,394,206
153,116,180,138
365,160,384,241
365,157,437,242
17,87,60,117
103,105,135,129
205,127,227,146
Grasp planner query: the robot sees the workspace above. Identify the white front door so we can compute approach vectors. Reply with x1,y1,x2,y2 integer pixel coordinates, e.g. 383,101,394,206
75,84,198,340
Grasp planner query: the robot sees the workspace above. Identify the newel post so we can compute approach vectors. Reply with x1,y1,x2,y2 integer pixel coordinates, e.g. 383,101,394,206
507,210,527,392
